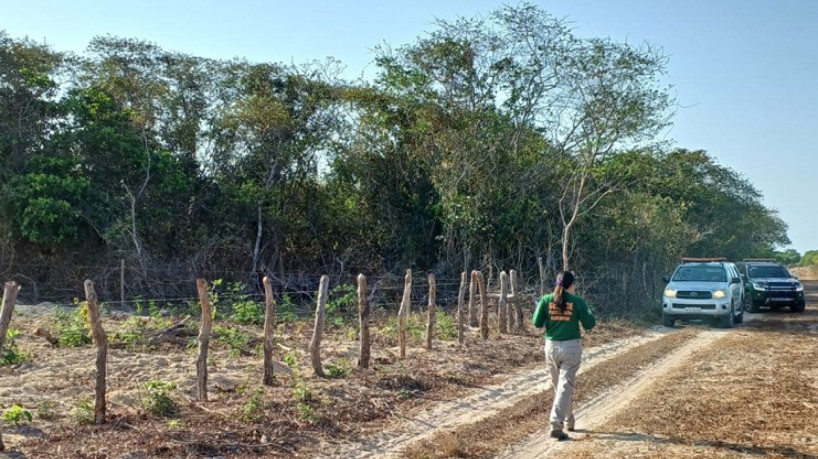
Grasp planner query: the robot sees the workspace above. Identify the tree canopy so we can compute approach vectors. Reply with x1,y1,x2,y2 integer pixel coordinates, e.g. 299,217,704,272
0,5,792,314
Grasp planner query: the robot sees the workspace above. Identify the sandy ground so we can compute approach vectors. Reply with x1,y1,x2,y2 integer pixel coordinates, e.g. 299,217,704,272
501,281,818,459
0,298,640,458
4,282,813,458
319,327,671,458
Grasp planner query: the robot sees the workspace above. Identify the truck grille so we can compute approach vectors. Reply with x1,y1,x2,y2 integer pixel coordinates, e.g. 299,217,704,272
767,283,796,301
672,303,716,310
767,283,795,291
676,291,713,299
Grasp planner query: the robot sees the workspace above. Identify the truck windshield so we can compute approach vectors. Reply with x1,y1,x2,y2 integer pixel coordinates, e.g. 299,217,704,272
748,266,791,279
671,266,726,282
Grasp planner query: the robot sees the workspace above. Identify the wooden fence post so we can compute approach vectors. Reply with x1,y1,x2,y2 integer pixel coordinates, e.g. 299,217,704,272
358,274,370,369
0,281,21,356
504,272,514,332
511,270,523,332
1,281,21,445
309,275,329,377
195,279,213,401
262,276,276,386
398,269,412,359
499,271,509,334
468,270,478,327
425,273,436,350
476,271,488,340
457,271,466,345
84,280,107,425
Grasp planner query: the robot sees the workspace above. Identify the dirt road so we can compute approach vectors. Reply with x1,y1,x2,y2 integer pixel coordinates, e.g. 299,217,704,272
2,282,815,458
499,281,818,458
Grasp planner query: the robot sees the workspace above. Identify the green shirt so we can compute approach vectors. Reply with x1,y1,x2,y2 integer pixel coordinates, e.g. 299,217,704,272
532,292,596,341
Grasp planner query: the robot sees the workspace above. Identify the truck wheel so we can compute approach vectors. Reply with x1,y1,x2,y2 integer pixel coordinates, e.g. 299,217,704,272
790,302,806,313
743,295,759,313
717,308,735,328
735,307,744,324
662,314,675,328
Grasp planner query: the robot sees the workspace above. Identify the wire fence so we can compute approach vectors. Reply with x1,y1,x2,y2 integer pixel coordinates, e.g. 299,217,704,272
2,258,668,319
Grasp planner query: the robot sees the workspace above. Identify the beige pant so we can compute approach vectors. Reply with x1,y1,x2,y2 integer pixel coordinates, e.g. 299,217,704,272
545,339,582,431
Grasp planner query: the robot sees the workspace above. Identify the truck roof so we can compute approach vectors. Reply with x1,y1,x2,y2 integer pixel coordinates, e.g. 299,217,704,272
680,257,727,264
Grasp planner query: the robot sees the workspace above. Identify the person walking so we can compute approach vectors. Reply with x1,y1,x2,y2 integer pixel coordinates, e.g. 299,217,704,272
532,270,596,441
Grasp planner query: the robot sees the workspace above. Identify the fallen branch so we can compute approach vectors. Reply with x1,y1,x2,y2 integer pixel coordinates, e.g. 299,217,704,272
147,316,195,345
33,327,59,346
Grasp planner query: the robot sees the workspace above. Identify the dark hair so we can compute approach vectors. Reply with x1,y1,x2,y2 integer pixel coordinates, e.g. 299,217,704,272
553,271,575,313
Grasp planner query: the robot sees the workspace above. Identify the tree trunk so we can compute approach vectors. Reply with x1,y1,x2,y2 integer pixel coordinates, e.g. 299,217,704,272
262,276,276,386
538,257,546,298
561,221,573,272
457,271,466,345
309,275,329,377
252,202,263,271
0,282,21,356
425,273,436,350
195,279,213,401
357,274,370,369
84,280,107,425
120,259,125,307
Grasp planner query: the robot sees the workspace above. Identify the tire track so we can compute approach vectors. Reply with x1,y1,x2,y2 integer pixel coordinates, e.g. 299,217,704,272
498,327,728,459
317,328,673,458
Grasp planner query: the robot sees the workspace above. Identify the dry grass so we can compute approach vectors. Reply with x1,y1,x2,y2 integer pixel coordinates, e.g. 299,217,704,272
567,308,818,458
0,309,641,457
791,266,818,281
402,327,699,458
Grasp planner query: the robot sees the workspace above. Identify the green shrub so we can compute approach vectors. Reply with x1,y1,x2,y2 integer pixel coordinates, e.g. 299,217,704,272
284,350,298,372
72,399,94,425
327,284,357,317
436,311,457,340
325,359,351,379
278,294,298,322
231,297,263,325
2,404,32,426
142,380,177,417
238,388,265,423
54,306,92,347
1,327,31,366
213,325,249,357
284,351,320,423
380,313,426,342
36,400,57,420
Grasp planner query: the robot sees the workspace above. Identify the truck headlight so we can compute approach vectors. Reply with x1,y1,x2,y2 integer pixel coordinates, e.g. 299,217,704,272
751,282,767,291
796,282,804,292
713,290,727,299
664,289,676,298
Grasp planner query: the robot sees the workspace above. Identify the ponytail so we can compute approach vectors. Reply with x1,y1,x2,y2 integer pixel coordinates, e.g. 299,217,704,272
553,271,575,313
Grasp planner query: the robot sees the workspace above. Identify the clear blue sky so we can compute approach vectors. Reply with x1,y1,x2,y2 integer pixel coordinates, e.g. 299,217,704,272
5,0,817,254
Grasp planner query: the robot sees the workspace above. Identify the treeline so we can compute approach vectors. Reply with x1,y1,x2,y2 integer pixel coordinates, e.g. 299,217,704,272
0,4,789,312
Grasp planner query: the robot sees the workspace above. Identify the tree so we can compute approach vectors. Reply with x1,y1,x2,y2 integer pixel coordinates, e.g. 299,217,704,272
774,249,801,266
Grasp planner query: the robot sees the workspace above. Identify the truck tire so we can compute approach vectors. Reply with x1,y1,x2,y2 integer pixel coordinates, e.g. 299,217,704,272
717,308,735,328
662,314,675,328
790,301,806,313
743,295,760,313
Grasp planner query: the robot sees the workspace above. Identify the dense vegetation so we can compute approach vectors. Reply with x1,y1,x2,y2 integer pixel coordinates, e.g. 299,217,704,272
0,4,792,314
